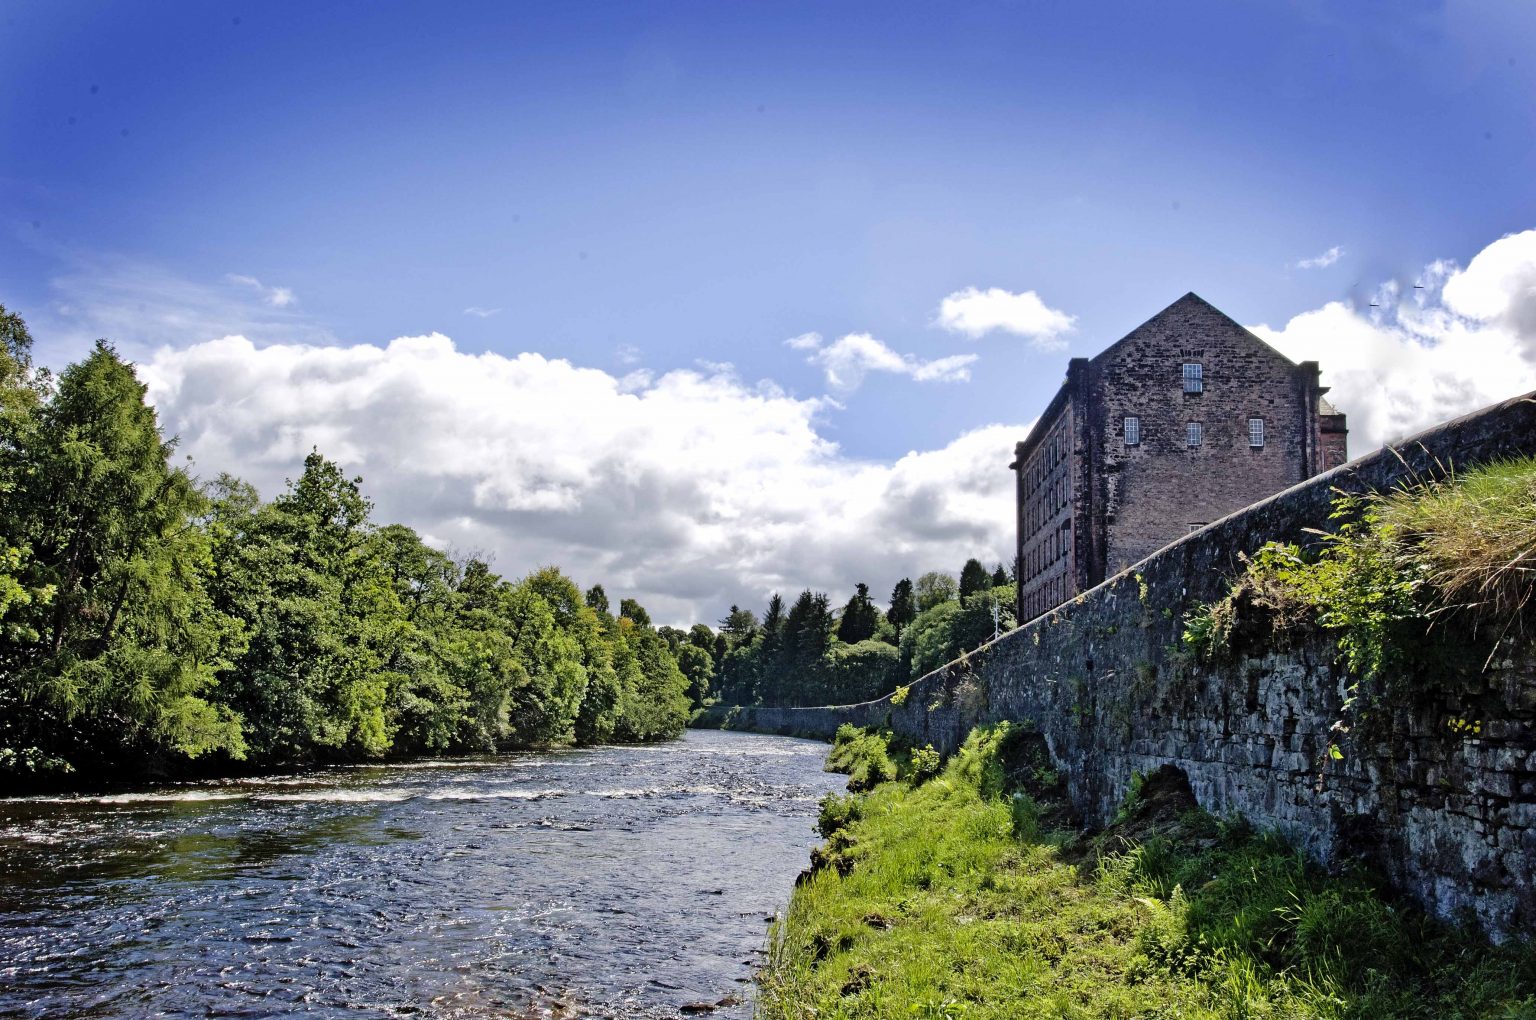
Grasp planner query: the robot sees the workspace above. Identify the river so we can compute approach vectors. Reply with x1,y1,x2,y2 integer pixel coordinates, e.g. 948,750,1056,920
0,729,841,1019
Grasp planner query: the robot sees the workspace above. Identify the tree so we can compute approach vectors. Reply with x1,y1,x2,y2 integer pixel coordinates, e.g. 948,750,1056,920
674,643,713,708
1,344,245,775
836,582,881,644
887,578,916,640
618,597,651,628
959,558,992,598
991,563,1010,588
718,604,758,645
584,584,610,616
914,571,958,612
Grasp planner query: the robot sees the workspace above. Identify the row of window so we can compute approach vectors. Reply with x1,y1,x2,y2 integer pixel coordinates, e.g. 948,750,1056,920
1124,416,1265,448
1023,521,1071,578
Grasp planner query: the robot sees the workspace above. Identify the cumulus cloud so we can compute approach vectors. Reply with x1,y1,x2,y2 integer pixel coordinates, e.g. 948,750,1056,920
227,273,297,307
935,286,1075,347
463,306,502,318
1251,229,1536,450
140,335,1023,625
1294,246,1345,270
787,331,977,392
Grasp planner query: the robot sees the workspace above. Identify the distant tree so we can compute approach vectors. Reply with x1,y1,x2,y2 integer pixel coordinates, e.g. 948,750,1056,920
959,558,992,598
618,597,651,628
780,590,833,705
718,604,758,644
824,639,903,703
657,625,686,653
991,563,1009,588
836,582,881,644
914,571,958,612
687,622,715,652
886,578,916,640
674,643,713,708
584,584,610,615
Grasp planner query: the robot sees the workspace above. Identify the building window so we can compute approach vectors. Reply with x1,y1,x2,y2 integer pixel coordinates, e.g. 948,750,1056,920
1187,421,1203,447
1124,416,1140,446
1188,522,1206,533
1182,362,1203,393
1248,417,1265,447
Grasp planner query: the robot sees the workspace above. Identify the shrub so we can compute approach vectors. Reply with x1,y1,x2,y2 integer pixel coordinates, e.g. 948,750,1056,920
908,744,942,783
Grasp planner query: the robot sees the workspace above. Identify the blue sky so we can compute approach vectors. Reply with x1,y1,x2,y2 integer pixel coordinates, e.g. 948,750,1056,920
4,1,1536,621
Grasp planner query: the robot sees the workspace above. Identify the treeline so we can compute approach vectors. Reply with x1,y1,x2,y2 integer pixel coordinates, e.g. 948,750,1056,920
0,306,689,785
706,560,1017,708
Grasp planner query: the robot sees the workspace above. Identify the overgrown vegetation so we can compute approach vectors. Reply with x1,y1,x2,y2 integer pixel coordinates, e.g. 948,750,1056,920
0,305,691,787
760,723,1536,1019
1184,459,1536,682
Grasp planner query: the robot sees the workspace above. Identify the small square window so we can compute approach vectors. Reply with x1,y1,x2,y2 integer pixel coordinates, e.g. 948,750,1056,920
1182,363,1203,393
1187,421,1203,447
1123,416,1140,446
1248,417,1265,447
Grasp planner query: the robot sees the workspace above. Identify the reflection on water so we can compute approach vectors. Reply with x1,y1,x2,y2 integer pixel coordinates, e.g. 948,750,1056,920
0,729,840,1018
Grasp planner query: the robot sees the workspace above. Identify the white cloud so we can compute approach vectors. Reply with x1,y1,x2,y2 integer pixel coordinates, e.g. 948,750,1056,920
1251,229,1536,450
1294,245,1345,270
463,306,502,318
790,331,978,392
227,273,297,307
935,286,1075,347
616,344,641,364
139,334,1023,625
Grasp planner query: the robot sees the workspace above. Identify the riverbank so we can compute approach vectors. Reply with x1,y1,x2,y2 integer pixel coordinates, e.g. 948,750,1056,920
759,724,1536,1018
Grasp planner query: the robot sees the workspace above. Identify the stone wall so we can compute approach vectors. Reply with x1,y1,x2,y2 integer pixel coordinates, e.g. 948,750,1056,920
723,391,1536,939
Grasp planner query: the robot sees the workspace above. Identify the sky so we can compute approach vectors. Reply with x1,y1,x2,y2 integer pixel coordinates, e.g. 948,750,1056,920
3,0,1535,624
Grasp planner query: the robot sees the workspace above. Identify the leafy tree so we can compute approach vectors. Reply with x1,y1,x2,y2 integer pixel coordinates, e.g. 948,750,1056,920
824,639,902,703
675,642,714,707
584,583,610,616
719,604,758,644
613,620,689,740
991,563,1010,588
915,571,958,612
959,558,992,598
899,600,963,680
887,578,916,640
1,344,245,775
836,582,881,644
619,597,651,628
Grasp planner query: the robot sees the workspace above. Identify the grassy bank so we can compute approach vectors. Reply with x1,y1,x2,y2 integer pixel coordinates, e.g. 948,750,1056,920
758,724,1536,1019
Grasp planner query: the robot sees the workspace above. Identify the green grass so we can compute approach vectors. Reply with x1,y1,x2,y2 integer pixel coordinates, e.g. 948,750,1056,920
759,723,1536,1020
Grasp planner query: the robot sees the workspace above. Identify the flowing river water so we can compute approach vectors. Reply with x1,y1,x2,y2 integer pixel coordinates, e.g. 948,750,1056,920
0,729,842,1019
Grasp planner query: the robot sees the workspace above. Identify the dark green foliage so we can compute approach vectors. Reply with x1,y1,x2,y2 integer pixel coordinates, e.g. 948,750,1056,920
990,562,1009,587
824,640,902,703
674,642,713,707
710,561,1002,709
958,557,992,598
836,582,881,644
0,344,244,776
0,309,696,784
886,578,916,639
618,597,650,627
583,583,609,615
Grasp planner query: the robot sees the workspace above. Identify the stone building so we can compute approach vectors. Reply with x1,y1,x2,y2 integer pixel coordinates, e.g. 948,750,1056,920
1009,292,1348,623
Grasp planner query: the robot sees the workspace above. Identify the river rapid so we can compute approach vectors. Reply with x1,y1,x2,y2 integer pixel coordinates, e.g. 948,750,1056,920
0,729,842,1019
